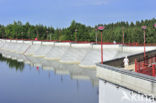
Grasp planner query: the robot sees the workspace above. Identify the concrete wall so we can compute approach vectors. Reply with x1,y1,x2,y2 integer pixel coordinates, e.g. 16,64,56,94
42,42,55,46
33,41,42,45
11,40,16,43
92,44,121,49
122,46,156,52
6,40,11,43
16,40,23,43
96,63,156,97
54,42,71,47
23,41,33,44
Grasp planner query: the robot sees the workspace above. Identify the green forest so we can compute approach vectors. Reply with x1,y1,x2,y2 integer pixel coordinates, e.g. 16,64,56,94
0,18,156,44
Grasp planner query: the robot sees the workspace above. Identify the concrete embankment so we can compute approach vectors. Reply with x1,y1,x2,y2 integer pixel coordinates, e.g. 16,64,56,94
0,39,156,68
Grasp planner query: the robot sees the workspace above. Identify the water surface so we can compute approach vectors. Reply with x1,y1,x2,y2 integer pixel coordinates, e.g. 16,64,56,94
0,54,155,103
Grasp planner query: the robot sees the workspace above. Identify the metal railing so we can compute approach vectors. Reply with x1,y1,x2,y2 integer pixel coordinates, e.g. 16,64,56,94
135,55,156,77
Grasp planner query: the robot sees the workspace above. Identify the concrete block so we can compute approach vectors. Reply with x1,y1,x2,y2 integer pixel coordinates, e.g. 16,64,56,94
16,40,23,43
93,44,120,49
33,41,42,45
71,43,92,48
24,41,33,44
54,42,71,47
42,42,55,46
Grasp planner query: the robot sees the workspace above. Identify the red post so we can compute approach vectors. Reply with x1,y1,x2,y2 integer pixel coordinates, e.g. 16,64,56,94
135,59,137,72
152,64,155,77
98,25,104,64
101,31,103,64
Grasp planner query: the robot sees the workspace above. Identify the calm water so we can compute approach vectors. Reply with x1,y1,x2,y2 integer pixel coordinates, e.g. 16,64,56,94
0,54,98,103
0,54,155,103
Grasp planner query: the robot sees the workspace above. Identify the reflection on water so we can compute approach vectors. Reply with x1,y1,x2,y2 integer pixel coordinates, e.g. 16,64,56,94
0,54,24,71
0,54,98,103
0,53,155,103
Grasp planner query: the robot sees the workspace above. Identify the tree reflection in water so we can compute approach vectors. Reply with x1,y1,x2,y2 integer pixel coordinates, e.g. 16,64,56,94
0,54,24,71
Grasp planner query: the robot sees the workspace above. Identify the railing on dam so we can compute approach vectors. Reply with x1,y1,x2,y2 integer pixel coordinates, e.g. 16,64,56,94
2,38,156,46
135,55,156,77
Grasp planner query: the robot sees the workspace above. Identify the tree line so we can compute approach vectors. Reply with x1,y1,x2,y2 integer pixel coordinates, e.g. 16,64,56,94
0,18,156,44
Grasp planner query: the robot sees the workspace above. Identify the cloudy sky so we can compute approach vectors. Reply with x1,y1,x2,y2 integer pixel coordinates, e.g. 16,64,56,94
0,0,155,28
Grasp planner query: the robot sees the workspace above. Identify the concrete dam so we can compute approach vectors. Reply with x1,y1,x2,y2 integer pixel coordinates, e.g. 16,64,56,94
0,39,142,67
0,39,156,68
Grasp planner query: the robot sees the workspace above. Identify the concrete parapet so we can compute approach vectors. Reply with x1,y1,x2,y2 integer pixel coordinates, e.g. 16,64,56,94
6,40,11,43
93,44,121,49
33,41,42,45
122,46,156,52
54,42,71,47
0,39,5,42
11,40,16,43
16,40,24,43
96,63,156,97
23,41,33,44
42,42,55,46
71,43,92,48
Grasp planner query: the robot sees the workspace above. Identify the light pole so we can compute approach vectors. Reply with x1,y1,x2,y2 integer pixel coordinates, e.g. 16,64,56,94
122,27,124,46
98,25,105,64
142,26,147,61
75,29,78,42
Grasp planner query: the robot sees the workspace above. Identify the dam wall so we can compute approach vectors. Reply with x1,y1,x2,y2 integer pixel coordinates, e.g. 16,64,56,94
0,39,156,68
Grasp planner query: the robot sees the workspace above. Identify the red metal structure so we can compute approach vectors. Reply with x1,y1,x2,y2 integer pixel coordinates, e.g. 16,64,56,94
135,55,156,77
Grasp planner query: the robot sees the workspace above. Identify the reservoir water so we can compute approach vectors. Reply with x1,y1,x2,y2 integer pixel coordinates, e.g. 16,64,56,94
0,54,155,103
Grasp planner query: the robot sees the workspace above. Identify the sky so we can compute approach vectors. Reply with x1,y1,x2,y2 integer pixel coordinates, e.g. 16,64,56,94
0,0,155,28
